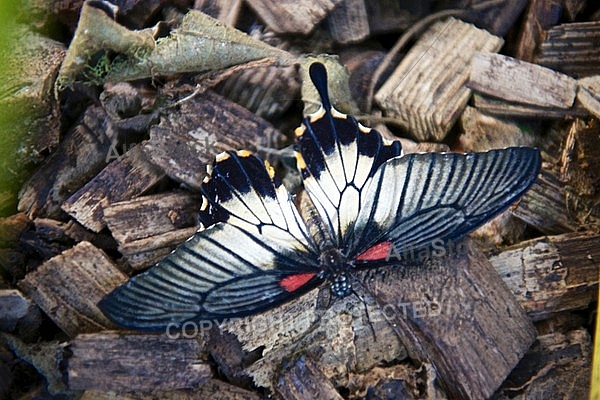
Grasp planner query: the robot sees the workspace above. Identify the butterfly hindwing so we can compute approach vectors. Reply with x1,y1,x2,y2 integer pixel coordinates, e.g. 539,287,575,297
295,63,402,249
350,148,541,263
99,151,322,330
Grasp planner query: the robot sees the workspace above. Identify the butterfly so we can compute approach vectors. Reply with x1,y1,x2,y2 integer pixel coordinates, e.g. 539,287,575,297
99,62,541,330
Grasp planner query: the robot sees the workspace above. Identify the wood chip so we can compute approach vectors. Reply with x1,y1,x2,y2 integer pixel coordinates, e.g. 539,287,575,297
536,21,600,78
470,93,588,118
216,65,300,119
497,329,591,398
512,0,562,62
489,232,600,321
326,0,370,44
0,289,41,332
578,76,600,119
104,191,200,244
118,227,199,270
80,378,260,400
363,239,535,400
61,143,165,232
245,0,343,35
18,106,113,219
17,242,127,337
512,170,580,235
469,52,578,109
143,90,283,190
364,0,413,35
68,332,212,391
276,355,344,400
375,18,503,142
222,283,406,389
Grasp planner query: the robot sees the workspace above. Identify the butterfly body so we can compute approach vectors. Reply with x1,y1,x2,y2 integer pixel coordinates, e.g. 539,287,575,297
99,63,541,331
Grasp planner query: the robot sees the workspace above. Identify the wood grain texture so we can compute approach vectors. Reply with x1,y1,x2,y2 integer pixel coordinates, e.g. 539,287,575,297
469,52,577,109
62,144,165,232
245,0,342,34
490,232,600,321
18,241,127,337
68,332,212,391
363,239,535,400
375,18,503,141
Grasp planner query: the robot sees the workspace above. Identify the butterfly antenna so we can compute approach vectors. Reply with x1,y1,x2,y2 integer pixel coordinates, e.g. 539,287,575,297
309,62,332,111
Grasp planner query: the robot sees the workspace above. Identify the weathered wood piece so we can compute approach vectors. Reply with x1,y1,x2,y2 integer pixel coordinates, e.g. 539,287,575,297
560,119,600,198
470,0,527,37
245,0,342,35
196,0,244,26
512,0,562,62
578,76,600,119
217,65,300,120
0,289,41,333
363,239,535,400
104,191,200,269
496,329,591,399
469,52,578,109
536,21,600,78
1,333,68,395
459,106,539,151
117,227,199,270
17,105,114,219
489,232,600,321
375,18,503,142
143,90,283,190
470,93,588,118
80,379,260,400
17,241,127,337
68,332,212,391
104,191,200,244
220,281,406,390
275,355,344,400
512,170,580,235
62,143,165,232
364,0,413,35
326,0,370,44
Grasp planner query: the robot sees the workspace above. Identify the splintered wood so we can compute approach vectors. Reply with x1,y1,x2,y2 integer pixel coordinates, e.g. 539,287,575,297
17,242,127,337
375,18,503,141
364,240,536,399
490,232,600,320
536,21,600,78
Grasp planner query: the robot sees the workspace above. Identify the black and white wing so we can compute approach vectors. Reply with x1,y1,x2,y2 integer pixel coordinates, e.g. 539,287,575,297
295,63,402,249
99,151,322,330
348,148,541,263
296,62,541,264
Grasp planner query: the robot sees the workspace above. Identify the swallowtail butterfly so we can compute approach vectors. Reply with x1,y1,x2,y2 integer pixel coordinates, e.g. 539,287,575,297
99,63,541,330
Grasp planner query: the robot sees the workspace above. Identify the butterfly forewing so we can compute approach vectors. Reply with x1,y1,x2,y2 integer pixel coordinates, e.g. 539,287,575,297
99,151,322,330
349,148,541,263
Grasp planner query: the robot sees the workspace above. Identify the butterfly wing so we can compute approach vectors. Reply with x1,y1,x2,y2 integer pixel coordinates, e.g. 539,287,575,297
348,148,541,263
99,151,322,330
295,63,402,248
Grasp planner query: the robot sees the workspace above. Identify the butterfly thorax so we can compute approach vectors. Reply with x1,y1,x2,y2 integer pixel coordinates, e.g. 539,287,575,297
320,246,353,298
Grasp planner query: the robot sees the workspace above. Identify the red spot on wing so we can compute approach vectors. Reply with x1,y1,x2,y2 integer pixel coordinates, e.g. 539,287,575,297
355,241,392,261
279,272,317,292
